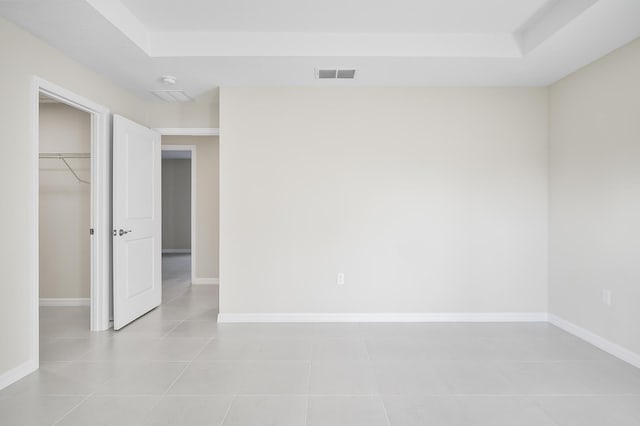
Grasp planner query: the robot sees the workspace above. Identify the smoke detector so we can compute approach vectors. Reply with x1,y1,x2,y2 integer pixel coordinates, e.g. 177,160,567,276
160,75,177,85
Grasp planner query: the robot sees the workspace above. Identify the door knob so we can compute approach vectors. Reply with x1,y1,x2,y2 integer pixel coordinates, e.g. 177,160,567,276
118,229,132,236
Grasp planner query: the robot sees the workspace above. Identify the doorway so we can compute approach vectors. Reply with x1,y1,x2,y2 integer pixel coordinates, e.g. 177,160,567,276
160,135,219,317
32,78,111,367
38,96,92,339
161,146,196,303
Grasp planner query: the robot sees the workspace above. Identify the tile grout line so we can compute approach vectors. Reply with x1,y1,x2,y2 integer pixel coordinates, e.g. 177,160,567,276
136,361,191,424
217,394,237,426
52,392,94,425
217,359,244,426
112,278,216,422
144,305,218,398
306,328,315,426
363,331,392,426
303,360,312,426
380,394,393,426
528,396,563,426
187,335,217,363
159,319,186,340
134,304,216,424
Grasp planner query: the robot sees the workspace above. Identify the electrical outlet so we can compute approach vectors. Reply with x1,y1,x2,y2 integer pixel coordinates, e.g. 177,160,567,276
337,272,345,286
602,289,612,306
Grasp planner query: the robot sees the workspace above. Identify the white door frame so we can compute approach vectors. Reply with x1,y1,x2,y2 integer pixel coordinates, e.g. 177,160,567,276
32,77,111,356
161,145,197,284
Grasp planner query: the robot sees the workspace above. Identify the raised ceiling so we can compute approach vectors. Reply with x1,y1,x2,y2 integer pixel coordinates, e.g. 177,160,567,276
1,0,639,101
120,0,549,33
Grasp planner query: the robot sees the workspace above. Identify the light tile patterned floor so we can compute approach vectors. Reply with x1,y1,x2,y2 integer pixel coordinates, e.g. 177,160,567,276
1,255,640,425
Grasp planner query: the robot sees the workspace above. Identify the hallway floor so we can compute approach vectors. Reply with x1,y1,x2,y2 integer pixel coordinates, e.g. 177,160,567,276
1,257,640,425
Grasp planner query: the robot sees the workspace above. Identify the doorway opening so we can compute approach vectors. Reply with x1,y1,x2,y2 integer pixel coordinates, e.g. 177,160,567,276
38,95,92,342
160,136,219,318
33,78,111,367
161,146,195,303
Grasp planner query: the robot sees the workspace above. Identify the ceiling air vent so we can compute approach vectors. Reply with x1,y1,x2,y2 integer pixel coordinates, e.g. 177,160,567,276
151,89,193,102
316,69,357,80
337,69,356,79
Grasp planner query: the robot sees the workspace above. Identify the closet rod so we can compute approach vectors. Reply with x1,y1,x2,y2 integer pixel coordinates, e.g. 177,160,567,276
39,152,91,159
39,152,91,184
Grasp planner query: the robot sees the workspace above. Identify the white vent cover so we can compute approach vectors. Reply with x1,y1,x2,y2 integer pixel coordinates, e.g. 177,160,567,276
151,90,193,102
316,69,357,79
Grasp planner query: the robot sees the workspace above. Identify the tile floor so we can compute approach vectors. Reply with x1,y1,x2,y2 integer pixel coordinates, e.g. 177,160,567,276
1,255,640,425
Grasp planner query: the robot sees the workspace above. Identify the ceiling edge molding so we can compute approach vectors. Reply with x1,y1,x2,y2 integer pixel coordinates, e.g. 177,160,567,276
516,0,599,54
85,0,150,52
84,0,523,58
84,0,613,59
149,31,523,58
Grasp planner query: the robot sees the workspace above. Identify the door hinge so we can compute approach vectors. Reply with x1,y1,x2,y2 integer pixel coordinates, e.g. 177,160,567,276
90,228,94,235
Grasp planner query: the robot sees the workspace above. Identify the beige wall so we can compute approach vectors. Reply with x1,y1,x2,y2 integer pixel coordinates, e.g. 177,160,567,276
220,87,549,314
39,103,91,299
0,16,217,384
162,136,219,281
0,16,146,381
148,89,220,128
162,159,191,250
549,38,640,355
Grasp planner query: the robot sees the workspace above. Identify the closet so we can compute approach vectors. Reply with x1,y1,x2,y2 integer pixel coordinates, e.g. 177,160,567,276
38,96,91,312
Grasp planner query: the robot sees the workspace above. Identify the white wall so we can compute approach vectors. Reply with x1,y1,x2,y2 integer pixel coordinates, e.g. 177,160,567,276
39,103,91,299
220,87,549,315
549,38,640,356
162,158,192,251
162,136,219,281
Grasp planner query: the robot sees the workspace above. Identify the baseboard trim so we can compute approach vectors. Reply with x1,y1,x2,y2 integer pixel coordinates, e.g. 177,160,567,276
40,298,90,307
192,278,219,285
549,314,640,369
162,249,191,254
217,312,549,323
0,359,37,390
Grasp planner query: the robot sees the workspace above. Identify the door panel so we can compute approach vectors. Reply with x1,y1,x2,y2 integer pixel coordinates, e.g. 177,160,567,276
113,115,161,330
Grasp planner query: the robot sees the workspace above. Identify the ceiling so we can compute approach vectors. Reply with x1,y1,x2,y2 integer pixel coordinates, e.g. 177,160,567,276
1,0,639,101
121,0,549,33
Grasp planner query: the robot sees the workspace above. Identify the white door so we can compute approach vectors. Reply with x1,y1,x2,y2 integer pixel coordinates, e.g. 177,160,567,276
112,115,161,330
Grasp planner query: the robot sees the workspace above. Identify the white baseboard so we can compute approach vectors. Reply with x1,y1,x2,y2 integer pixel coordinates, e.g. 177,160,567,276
40,298,90,307
549,314,640,369
217,312,548,323
192,277,219,285
0,359,37,391
162,249,191,254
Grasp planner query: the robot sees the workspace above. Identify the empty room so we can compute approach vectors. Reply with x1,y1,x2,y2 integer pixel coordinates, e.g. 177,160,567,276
0,0,639,425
